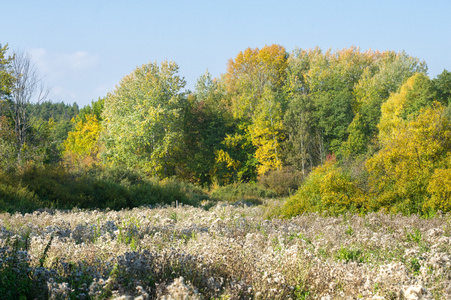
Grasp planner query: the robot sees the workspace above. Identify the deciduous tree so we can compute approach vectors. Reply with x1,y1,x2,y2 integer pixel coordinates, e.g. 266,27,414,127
8,51,49,164
101,60,186,177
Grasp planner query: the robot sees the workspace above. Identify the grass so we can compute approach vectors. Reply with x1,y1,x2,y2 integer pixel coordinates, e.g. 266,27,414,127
0,165,209,213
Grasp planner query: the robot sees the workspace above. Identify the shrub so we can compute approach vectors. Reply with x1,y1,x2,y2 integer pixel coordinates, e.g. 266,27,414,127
210,182,277,203
426,168,451,212
258,166,303,196
0,166,210,213
281,159,367,218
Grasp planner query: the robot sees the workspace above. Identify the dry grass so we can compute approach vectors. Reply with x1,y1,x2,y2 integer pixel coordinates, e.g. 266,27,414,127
1,201,450,299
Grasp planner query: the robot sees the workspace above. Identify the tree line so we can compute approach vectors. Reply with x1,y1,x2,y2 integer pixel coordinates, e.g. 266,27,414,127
1,43,451,215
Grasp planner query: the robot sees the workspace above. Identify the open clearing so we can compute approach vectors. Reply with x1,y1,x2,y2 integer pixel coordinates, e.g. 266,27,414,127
1,202,450,299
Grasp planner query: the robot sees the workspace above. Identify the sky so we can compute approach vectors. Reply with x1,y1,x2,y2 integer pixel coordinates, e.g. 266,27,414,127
2,0,451,108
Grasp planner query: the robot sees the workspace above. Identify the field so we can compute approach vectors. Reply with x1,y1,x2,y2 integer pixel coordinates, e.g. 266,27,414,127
1,201,450,299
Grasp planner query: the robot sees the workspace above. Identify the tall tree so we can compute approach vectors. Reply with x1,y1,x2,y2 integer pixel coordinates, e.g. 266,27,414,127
224,44,288,119
8,51,49,164
178,72,234,185
345,51,427,156
0,44,15,169
222,44,288,177
101,60,186,177
366,104,451,214
0,44,14,99
366,74,448,213
250,86,285,175
433,69,451,104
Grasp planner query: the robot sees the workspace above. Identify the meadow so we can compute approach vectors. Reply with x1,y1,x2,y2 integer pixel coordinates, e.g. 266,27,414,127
2,44,451,299
1,201,450,299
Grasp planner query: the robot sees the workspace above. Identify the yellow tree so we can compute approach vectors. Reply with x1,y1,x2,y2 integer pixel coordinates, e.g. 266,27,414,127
367,73,447,213
427,164,451,212
225,44,288,119
378,73,435,144
249,87,285,175
366,104,451,214
222,45,288,177
345,52,427,157
63,114,102,167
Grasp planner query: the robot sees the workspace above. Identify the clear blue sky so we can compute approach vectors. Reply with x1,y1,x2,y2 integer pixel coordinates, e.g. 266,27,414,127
2,0,450,107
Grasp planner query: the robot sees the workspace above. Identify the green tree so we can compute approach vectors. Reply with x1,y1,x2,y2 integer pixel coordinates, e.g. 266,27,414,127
312,89,354,155
283,92,318,175
0,44,14,99
284,47,373,167
101,60,186,177
76,97,104,123
433,69,451,119
178,72,234,185
0,115,15,170
346,51,427,156
0,44,15,170
433,69,451,104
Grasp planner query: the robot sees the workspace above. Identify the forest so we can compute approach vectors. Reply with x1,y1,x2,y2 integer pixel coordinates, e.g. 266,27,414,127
2,43,451,299
2,43,451,216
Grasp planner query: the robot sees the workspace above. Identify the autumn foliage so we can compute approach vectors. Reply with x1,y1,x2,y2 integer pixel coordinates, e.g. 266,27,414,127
1,43,451,216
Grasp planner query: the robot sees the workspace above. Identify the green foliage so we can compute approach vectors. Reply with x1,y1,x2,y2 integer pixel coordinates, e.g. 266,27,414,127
210,182,277,203
214,122,258,184
76,97,104,122
346,51,427,157
101,60,187,177
312,89,355,154
433,69,451,105
283,93,318,175
335,247,364,263
282,158,367,218
2,44,450,217
28,100,79,123
0,43,14,98
179,77,234,186
0,239,33,300
0,166,208,213
0,115,16,172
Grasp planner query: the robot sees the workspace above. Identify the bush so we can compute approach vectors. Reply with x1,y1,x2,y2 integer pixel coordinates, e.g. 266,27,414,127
210,182,277,203
281,159,367,218
426,168,451,212
259,166,303,196
0,166,210,213
0,172,43,213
